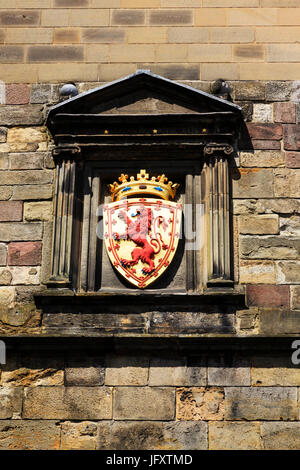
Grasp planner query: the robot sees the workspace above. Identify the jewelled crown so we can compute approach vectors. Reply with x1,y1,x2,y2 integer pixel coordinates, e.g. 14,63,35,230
109,169,179,202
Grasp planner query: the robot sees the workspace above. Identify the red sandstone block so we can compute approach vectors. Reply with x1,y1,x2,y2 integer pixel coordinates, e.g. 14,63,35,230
0,201,22,221
5,84,30,105
247,123,282,140
8,241,42,266
286,152,300,168
274,102,296,124
246,285,290,308
284,125,300,150
252,140,281,150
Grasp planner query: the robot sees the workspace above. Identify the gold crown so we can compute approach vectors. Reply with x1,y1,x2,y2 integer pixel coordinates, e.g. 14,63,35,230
109,169,179,202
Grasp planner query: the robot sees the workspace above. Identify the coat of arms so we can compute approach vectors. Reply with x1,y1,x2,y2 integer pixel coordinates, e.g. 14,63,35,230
103,170,181,288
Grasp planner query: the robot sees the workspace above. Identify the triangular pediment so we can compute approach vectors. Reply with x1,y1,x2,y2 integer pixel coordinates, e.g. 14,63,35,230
47,70,241,124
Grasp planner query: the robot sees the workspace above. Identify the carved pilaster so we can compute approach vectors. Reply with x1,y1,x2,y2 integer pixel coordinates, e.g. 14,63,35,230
49,148,81,285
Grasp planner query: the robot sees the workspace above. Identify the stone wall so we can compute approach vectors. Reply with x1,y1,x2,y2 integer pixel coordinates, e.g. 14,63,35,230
3,2,300,83
1,350,300,450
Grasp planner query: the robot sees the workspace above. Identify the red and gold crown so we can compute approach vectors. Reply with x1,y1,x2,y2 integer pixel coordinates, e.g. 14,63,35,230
109,169,179,202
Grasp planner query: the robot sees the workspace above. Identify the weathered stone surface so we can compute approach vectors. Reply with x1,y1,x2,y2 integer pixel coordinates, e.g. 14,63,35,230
233,199,257,215
0,105,44,126
280,216,300,237
236,308,258,333
0,170,53,186
0,223,42,241
12,184,52,200
0,286,15,307
251,140,281,150
252,103,272,123
283,124,300,150
30,84,52,104
5,84,30,105
291,286,300,310
176,387,224,421
251,356,300,386
114,387,175,420
232,169,274,198
240,236,300,259
24,201,52,221
0,155,8,170
1,366,63,387
0,201,22,222
247,285,290,308
0,269,12,285
105,355,148,386
209,422,261,450
207,356,250,386
149,312,235,334
7,127,47,144
286,152,300,168
61,421,98,450
257,198,300,214
7,241,42,266
0,127,7,143
10,266,40,285
23,386,112,419
240,151,285,168
239,215,279,234
0,302,37,327
266,81,292,102
65,358,105,386
8,152,44,170
240,260,276,284
274,102,296,123
235,81,265,101
0,243,7,265
0,420,60,450
149,357,206,386
261,423,300,450
225,387,298,421
0,186,12,201
98,421,207,450
0,386,23,418
274,169,300,197
277,261,300,283
260,308,300,335
247,123,283,140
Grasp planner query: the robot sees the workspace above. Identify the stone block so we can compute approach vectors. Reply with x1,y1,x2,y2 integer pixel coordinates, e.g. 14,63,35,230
210,26,254,43
10,266,40,285
0,128,7,143
284,124,300,150
266,81,292,102
240,260,276,284
225,387,298,421
262,423,300,450
0,269,12,285
286,152,300,168
82,27,125,43
30,84,52,104
5,84,30,105
98,421,208,450
7,127,47,144
233,199,257,215
0,420,60,450
114,387,175,420
257,198,300,214
9,152,44,170
0,170,53,186
0,286,15,307
232,44,264,62
69,9,110,26
207,356,250,386
240,236,300,259
0,386,23,418
239,215,279,234
252,103,272,123
209,422,261,450
251,356,300,386
280,215,300,237
260,308,300,335
24,201,52,221
0,10,39,25
111,9,145,25
23,386,112,419
0,243,7,265
188,44,231,63
7,241,42,266
195,8,226,26
291,286,300,310
176,387,224,421
149,312,235,335
168,27,208,44
246,285,290,308
274,102,296,123
252,140,281,150
0,201,23,222
240,150,285,167
61,421,97,450
150,10,193,25
277,261,300,283
235,81,265,101
0,105,43,126
65,358,105,386
105,355,148,386
0,45,24,63
247,123,283,140
5,27,53,44
149,356,206,386
28,45,84,63
232,169,274,198
1,359,63,387
12,184,53,200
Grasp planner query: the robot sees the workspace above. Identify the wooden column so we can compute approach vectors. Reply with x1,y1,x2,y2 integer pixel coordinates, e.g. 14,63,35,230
49,147,81,286
204,145,233,286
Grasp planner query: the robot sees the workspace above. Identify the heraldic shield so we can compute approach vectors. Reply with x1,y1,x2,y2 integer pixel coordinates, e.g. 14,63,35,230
103,170,182,289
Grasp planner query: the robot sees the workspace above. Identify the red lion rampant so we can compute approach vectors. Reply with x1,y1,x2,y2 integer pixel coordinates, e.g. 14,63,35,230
113,206,167,275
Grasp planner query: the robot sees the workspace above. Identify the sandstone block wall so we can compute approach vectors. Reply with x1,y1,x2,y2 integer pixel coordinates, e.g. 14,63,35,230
2,2,300,82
